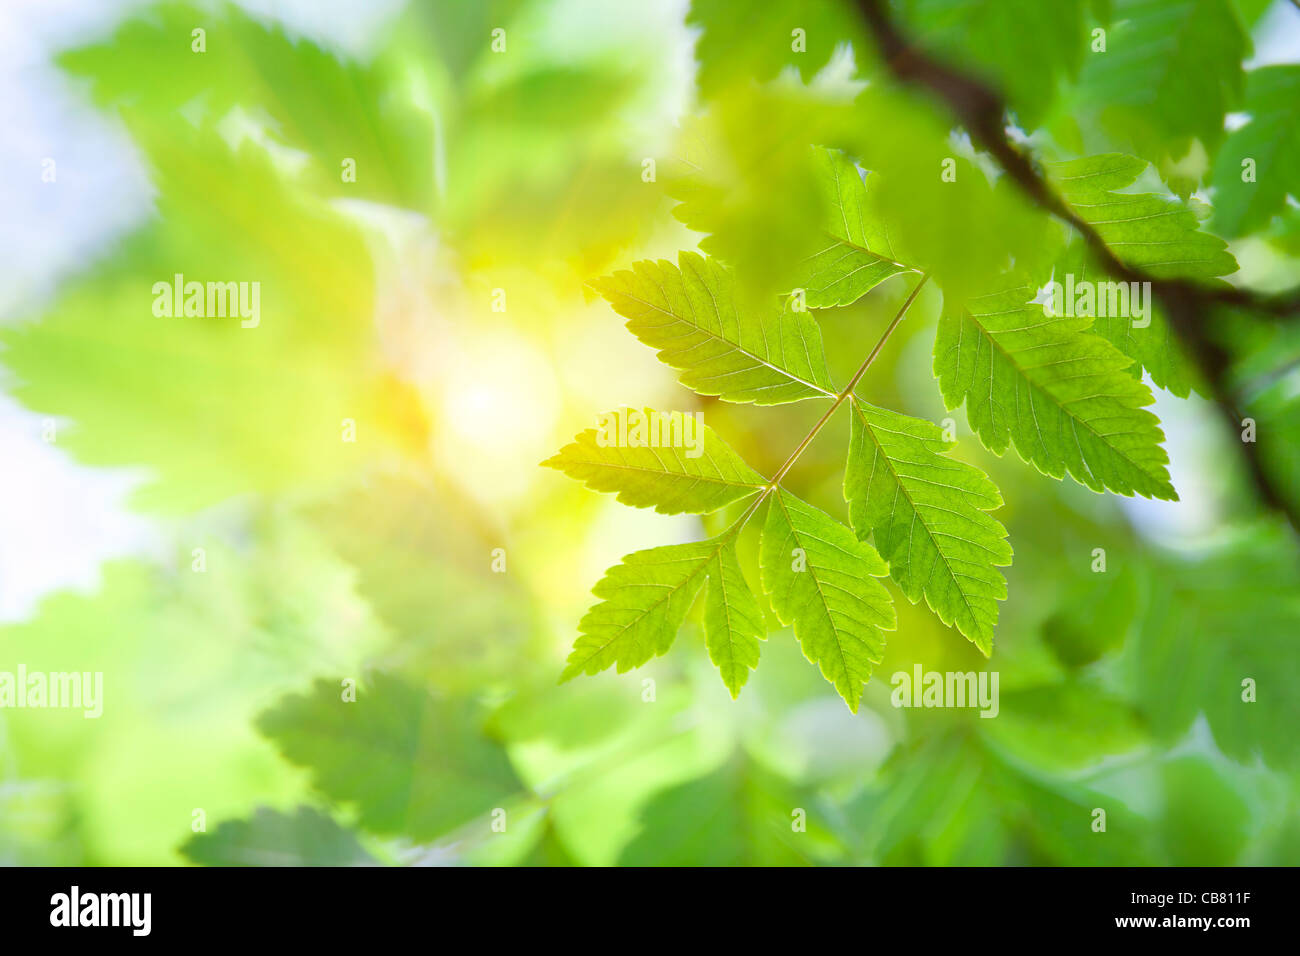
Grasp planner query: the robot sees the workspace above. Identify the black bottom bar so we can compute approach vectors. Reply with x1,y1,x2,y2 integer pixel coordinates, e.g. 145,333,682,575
0,866,1287,942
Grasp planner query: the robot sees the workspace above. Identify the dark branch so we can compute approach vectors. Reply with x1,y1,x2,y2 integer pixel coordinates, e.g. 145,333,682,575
853,0,1300,533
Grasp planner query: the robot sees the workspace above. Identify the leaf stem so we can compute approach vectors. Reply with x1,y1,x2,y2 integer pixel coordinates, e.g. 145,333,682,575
730,274,930,531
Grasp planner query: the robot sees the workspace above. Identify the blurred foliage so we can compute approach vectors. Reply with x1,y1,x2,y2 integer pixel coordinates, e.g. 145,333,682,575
2,0,1299,867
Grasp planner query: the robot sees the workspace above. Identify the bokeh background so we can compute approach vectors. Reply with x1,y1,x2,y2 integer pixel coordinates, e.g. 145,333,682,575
2,0,1299,865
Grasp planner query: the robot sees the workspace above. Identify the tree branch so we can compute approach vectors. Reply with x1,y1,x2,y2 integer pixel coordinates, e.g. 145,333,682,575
852,0,1300,533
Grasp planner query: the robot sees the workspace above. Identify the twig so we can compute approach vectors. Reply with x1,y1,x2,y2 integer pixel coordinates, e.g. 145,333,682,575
733,274,930,532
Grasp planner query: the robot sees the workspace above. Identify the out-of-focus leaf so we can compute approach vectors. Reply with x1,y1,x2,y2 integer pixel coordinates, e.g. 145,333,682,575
1127,524,1300,770
1248,386,1300,520
898,0,1089,130
986,682,1147,771
60,4,436,210
519,822,580,866
665,85,861,293
395,0,535,82
617,751,832,865
687,0,867,98
1228,0,1274,25
845,87,1059,301
0,512,379,864
306,473,538,693
1211,66,1300,237
1041,569,1139,668
257,674,524,841
0,781,81,866
1072,0,1248,191
856,733,1157,864
182,806,379,866
1,127,426,512
1159,758,1250,866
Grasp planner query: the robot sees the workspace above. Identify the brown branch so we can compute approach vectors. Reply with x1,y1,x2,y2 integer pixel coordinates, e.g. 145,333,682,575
853,0,1300,533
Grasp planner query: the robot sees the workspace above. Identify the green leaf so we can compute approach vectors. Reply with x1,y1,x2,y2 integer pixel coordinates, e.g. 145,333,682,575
307,474,538,694
797,147,914,308
687,0,867,98
1052,154,1238,279
760,490,896,711
934,283,1178,500
702,542,767,697
1041,570,1139,668
1128,525,1300,770
181,806,379,867
617,752,829,865
560,539,714,681
517,819,583,867
663,83,871,294
1159,758,1252,866
1211,66,1300,237
858,734,1157,865
1065,247,1201,399
1049,154,1238,396
898,0,1089,130
0,125,425,512
845,399,1010,654
257,674,522,842
542,408,766,514
592,252,837,404
59,4,437,211
845,87,1060,300
988,682,1147,771
561,529,767,695
1073,0,1248,186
